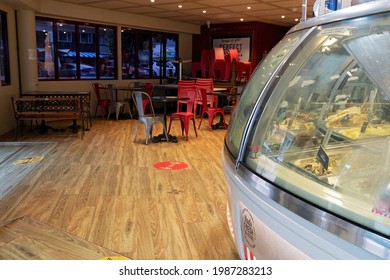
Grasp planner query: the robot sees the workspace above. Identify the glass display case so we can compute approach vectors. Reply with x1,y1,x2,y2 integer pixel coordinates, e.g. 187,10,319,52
223,1,390,259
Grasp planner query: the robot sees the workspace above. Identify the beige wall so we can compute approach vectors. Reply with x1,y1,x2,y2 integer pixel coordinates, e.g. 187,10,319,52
0,3,20,136
0,0,197,137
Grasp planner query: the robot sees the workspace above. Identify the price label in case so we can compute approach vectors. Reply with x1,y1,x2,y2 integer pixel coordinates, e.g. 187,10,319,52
316,146,329,170
360,121,369,133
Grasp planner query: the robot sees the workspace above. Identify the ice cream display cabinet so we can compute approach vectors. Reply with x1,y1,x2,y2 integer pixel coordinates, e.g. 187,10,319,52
223,1,390,259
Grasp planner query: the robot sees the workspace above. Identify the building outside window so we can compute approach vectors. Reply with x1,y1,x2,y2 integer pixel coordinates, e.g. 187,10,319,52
36,17,116,80
121,29,178,79
36,17,178,81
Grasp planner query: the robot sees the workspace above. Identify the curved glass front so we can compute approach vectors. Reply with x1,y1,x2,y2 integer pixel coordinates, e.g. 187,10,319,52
225,29,308,157
241,12,390,237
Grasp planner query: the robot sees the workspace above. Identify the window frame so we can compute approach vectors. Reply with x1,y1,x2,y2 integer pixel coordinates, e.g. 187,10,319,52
0,10,11,86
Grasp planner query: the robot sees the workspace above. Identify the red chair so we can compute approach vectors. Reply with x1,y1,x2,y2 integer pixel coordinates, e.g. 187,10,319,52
200,49,211,78
197,87,227,131
168,89,198,141
142,83,154,114
225,49,240,81
191,62,201,77
177,80,195,112
92,83,111,119
195,78,216,115
210,47,226,80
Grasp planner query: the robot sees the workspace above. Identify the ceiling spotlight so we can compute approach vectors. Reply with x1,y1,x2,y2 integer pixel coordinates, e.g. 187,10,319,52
203,10,206,14
240,18,244,21
178,5,182,8
247,6,251,10
281,15,285,18
151,0,155,2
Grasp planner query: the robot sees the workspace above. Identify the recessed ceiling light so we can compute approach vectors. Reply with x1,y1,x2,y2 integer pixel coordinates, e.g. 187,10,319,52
281,15,285,19
247,6,251,10
295,18,299,21
203,10,206,14
151,0,155,2
240,18,244,21
178,5,182,8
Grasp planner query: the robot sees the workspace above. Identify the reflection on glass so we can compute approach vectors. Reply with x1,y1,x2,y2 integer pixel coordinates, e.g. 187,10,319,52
152,33,163,78
99,27,115,79
138,33,150,78
121,29,136,79
79,25,96,79
57,22,76,79
36,20,55,80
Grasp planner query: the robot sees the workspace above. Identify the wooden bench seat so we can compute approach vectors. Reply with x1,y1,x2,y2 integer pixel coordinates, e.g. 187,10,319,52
11,97,84,140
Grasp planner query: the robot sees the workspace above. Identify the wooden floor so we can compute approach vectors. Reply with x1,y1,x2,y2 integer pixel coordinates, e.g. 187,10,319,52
0,115,239,260
0,216,126,259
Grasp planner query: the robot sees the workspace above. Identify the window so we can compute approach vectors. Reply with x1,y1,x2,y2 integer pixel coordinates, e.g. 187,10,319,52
79,25,96,79
0,10,10,86
99,27,115,79
121,29,135,79
121,29,178,79
36,17,116,80
35,17,178,81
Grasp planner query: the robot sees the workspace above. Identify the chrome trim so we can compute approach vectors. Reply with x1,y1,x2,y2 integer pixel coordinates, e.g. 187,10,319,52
233,162,390,259
289,1,390,34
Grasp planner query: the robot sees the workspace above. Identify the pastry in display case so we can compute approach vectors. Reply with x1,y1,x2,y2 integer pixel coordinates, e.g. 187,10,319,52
222,1,390,260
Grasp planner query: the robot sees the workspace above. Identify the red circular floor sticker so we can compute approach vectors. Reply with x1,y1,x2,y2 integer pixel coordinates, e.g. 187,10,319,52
154,161,188,170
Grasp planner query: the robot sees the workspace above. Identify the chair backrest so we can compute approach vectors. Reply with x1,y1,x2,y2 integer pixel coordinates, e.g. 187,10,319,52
213,47,225,61
227,49,240,63
132,91,155,117
178,80,195,98
177,89,197,114
186,89,197,113
92,83,106,101
144,83,154,97
197,87,209,111
106,83,115,101
195,78,214,93
225,49,240,80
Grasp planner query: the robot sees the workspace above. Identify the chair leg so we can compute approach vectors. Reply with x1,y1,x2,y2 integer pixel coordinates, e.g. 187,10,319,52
184,120,189,141
145,125,152,145
163,123,169,143
133,123,139,143
198,112,205,129
192,118,198,137
101,105,106,119
180,119,185,136
168,118,173,134
208,114,214,131
126,102,133,119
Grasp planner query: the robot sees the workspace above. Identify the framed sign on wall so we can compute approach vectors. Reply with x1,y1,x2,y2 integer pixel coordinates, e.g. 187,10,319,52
212,37,251,62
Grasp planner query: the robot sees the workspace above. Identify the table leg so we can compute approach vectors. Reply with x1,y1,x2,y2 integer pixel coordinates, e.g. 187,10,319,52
151,102,178,143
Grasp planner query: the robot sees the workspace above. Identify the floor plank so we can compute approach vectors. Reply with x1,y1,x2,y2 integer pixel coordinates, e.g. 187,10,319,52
0,216,125,260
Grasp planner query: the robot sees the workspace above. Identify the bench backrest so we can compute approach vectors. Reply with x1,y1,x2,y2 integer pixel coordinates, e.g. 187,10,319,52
12,97,81,115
